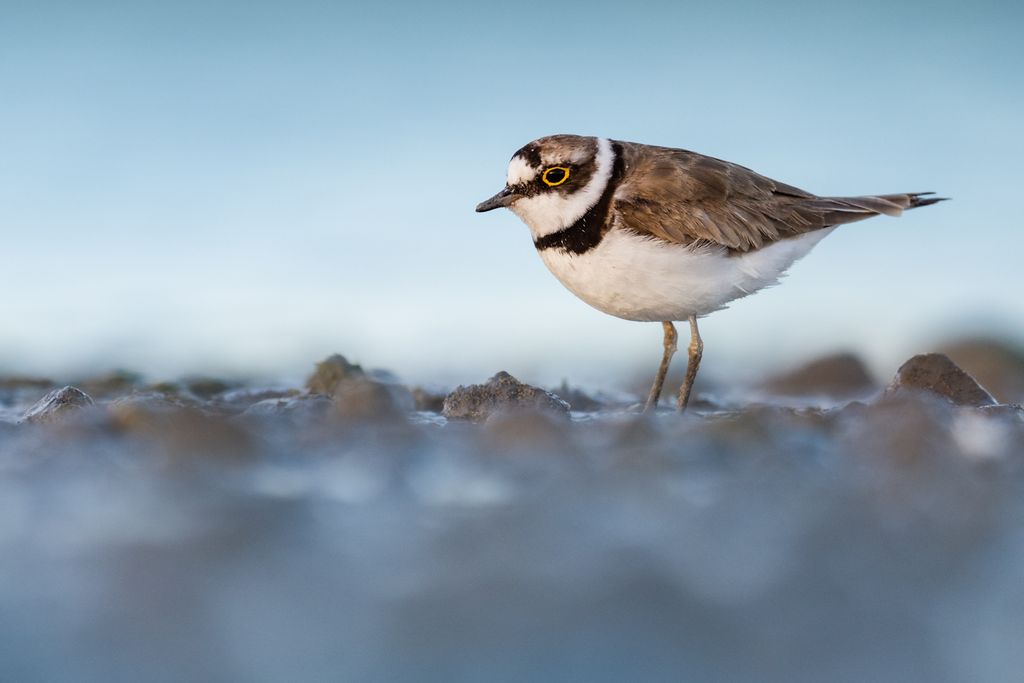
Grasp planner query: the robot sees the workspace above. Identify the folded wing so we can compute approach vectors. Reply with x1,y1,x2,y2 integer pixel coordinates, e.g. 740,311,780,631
612,141,945,253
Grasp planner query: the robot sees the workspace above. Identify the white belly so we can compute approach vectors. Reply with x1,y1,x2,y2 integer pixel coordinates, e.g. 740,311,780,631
537,228,835,321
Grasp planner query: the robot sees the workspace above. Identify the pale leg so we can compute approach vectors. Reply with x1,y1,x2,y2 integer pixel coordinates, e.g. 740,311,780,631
676,315,703,412
643,321,678,412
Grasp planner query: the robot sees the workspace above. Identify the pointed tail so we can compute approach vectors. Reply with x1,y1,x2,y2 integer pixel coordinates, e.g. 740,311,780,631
802,192,949,226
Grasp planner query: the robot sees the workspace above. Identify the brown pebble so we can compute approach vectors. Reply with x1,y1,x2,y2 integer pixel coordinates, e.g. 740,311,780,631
886,353,997,407
306,354,365,396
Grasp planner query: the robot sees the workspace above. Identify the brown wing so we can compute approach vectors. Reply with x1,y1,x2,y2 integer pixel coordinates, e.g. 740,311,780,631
612,140,943,253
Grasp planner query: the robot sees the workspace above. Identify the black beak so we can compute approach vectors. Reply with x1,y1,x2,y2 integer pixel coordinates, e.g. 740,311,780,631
475,186,518,212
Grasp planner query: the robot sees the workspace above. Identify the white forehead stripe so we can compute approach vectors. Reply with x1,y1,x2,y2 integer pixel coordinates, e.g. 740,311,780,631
592,137,613,186
509,137,615,241
507,156,536,185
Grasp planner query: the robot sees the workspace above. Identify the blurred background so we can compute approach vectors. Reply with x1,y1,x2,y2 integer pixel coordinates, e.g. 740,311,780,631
4,5,1024,682
1,0,1021,388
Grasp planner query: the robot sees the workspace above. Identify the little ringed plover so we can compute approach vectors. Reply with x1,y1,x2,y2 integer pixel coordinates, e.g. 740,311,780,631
476,135,945,412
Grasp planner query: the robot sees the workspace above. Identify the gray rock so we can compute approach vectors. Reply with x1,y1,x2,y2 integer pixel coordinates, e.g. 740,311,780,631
21,386,95,424
306,354,365,396
763,352,876,398
442,371,570,422
886,353,997,407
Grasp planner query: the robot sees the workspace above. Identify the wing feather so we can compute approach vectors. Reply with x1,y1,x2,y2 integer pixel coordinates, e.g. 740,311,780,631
611,141,944,253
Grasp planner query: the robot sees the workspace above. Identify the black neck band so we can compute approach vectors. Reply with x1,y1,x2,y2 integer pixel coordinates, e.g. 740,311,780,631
534,142,624,255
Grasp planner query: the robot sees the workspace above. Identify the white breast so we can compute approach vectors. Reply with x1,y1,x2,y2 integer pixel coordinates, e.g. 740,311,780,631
538,227,835,322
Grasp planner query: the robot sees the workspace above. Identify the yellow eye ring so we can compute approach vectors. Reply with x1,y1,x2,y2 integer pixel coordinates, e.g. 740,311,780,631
542,166,571,187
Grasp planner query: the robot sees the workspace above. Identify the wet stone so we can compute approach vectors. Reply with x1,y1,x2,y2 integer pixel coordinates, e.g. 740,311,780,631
886,353,997,407
442,371,571,422
20,386,95,424
763,352,876,398
306,354,365,396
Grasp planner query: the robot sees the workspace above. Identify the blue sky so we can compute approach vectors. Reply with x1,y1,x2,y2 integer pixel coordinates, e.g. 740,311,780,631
1,0,1021,386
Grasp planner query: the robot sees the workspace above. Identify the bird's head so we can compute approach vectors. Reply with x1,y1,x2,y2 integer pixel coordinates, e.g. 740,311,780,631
476,135,615,240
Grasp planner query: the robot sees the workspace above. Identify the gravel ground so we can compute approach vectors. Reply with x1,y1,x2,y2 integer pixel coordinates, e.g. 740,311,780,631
1,350,1023,683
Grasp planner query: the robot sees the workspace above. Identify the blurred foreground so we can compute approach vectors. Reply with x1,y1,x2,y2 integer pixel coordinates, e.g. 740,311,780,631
1,340,1024,682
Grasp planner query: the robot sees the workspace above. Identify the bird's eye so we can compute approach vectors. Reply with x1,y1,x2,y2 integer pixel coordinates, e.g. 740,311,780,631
541,166,570,187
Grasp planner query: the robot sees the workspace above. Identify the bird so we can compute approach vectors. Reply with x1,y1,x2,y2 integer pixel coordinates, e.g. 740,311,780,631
476,135,945,412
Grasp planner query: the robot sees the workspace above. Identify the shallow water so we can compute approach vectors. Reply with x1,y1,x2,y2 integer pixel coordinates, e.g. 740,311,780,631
1,380,1023,682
